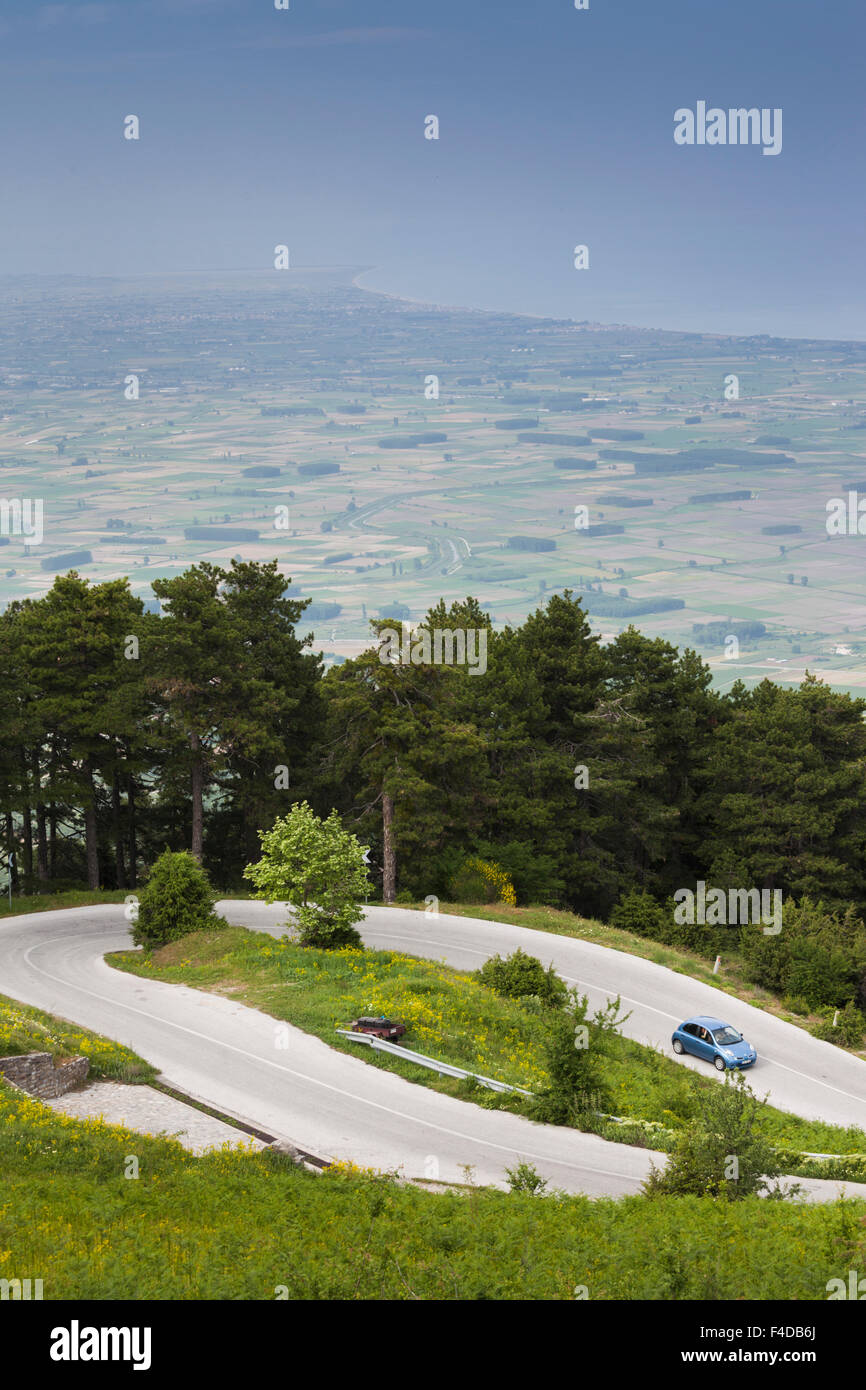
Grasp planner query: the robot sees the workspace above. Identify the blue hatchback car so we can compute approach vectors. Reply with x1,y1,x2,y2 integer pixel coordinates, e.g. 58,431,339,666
672,1015,757,1071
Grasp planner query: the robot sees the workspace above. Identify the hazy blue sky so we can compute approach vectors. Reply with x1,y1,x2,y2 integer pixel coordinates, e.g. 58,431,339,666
0,0,863,338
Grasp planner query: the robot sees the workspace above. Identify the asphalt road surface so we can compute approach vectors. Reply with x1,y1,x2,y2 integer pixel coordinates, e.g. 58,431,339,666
1,901,865,1200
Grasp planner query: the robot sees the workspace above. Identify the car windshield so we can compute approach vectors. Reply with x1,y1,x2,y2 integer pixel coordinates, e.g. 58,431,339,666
712,1027,742,1045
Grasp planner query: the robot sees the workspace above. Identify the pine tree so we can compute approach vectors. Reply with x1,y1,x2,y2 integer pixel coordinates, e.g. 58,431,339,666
6,574,147,888
702,676,866,908
322,605,487,901
148,561,320,864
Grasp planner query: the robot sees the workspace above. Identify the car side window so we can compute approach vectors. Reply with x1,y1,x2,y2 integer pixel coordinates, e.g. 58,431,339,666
683,1024,697,1037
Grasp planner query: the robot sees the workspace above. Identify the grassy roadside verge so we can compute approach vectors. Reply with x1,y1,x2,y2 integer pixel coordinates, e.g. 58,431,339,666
2,1078,864,1300
108,925,866,1177
0,888,130,918
0,992,156,1083
0,889,130,922
410,900,866,1057
0,887,256,919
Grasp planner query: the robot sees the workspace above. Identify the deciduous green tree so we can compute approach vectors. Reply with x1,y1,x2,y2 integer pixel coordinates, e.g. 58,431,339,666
244,800,369,947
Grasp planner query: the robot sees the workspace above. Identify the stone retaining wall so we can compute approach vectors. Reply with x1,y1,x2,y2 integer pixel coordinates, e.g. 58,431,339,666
0,1051,89,1099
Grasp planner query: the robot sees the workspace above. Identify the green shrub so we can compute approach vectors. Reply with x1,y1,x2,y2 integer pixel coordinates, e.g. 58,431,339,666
446,855,516,906
447,861,489,903
533,993,627,1125
505,1161,548,1195
740,898,866,1011
610,890,668,941
133,850,221,949
784,938,857,1009
643,1075,786,1201
472,841,564,906
781,995,811,1016
477,949,567,1009
837,1001,866,1047
811,1001,866,1049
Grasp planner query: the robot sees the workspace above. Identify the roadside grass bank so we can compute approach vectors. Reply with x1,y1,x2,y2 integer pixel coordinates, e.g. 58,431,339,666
0,887,256,920
412,901,866,1056
2,1080,864,1300
109,926,866,1178
0,888,130,919
0,993,156,1083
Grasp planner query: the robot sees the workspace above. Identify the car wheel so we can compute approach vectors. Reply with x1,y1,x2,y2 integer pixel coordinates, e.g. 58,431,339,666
673,1039,684,1054
714,1056,726,1072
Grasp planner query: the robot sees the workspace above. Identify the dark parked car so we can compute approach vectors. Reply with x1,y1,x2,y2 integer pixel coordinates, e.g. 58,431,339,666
351,1015,406,1041
672,1015,757,1071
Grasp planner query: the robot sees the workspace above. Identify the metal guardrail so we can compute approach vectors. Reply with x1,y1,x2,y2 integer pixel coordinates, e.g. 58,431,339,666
336,1035,859,1163
335,1029,533,1095
791,1150,858,1161
600,1112,853,1162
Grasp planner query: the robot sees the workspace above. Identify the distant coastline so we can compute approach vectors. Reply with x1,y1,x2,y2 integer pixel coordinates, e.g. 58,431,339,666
0,266,862,344
352,265,866,345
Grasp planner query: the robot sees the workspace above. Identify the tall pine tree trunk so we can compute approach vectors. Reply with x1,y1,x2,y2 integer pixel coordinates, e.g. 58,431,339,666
382,789,396,903
19,749,33,884
5,813,18,890
112,768,127,889
190,733,204,862
35,803,48,883
49,803,57,880
127,773,137,889
83,757,100,889
243,798,262,870
33,753,48,884
21,809,33,885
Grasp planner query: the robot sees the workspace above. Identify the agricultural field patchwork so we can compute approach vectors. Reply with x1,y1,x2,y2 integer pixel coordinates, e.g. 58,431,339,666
2,270,866,691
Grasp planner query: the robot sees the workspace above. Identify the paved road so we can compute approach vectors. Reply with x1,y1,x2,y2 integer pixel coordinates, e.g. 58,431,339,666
327,904,866,1134
1,901,865,1201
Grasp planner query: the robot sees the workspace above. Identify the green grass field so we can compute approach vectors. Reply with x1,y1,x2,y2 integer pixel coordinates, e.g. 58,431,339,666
2,1077,864,1300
